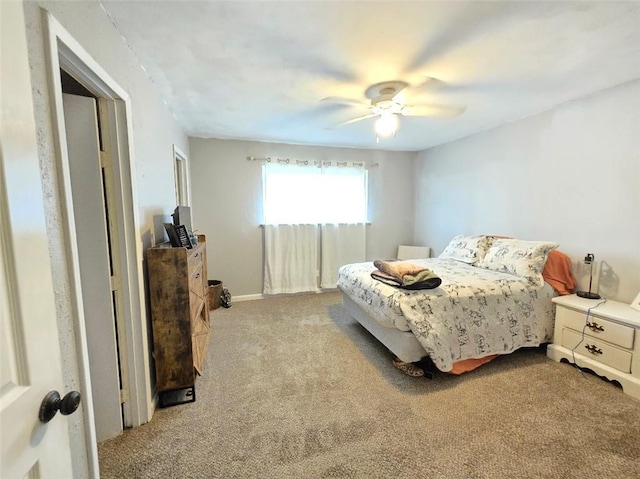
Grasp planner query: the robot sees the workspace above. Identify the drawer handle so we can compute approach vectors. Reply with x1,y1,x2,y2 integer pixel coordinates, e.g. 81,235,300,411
195,273,200,279
586,321,604,333
585,344,603,356
194,252,200,258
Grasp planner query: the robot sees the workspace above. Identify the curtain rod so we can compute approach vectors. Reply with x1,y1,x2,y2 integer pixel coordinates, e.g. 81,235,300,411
247,156,378,167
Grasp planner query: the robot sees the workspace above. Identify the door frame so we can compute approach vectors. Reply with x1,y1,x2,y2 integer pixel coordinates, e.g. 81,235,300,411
173,144,192,207
42,6,153,450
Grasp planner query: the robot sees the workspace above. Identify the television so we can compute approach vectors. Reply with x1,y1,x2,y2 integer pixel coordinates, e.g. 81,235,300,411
172,206,193,234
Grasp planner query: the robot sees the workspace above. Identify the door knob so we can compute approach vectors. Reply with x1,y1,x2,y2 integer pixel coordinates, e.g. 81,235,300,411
38,390,81,423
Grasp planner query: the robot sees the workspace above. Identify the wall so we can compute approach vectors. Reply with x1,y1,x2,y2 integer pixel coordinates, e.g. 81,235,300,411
189,138,416,296
22,1,188,476
414,79,640,303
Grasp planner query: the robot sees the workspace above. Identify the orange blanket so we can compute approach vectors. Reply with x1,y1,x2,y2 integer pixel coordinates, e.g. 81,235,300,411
542,250,577,295
449,355,498,375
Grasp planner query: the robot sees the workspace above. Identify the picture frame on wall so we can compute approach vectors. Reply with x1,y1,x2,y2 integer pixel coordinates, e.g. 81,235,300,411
631,291,640,312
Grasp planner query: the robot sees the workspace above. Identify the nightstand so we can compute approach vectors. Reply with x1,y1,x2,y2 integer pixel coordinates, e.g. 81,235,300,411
547,294,640,400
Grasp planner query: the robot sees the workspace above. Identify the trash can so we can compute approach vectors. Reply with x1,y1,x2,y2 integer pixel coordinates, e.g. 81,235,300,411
208,280,223,310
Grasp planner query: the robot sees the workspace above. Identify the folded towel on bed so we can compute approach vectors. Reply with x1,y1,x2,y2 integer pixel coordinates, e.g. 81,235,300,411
371,260,442,290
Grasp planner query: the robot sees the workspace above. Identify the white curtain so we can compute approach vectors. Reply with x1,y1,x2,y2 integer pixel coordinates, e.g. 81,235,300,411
320,223,366,289
263,224,319,294
262,160,367,294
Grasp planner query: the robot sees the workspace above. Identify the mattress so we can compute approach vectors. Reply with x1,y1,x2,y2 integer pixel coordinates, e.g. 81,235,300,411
337,258,555,371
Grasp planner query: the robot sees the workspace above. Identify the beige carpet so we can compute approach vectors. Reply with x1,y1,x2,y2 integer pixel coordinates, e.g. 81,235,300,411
98,292,640,478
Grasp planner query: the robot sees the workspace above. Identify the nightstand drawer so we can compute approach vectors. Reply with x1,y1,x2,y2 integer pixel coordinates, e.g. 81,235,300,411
558,307,635,349
562,328,632,373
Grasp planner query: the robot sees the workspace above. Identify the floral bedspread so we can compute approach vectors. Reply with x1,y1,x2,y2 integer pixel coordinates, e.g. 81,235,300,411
337,258,555,371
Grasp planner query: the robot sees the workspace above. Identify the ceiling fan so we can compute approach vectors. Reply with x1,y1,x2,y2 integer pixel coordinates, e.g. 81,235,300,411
322,79,466,141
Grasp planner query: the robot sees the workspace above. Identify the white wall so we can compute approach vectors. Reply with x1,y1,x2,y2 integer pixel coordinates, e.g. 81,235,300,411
22,1,188,476
414,79,640,303
189,138,416,296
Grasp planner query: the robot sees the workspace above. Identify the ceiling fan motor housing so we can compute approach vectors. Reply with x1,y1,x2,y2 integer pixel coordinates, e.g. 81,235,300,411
365,80,408,99
366,81,408,114
372,95,404,114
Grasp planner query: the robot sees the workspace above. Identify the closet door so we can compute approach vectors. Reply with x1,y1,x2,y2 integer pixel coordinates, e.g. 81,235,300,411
0,2,74,476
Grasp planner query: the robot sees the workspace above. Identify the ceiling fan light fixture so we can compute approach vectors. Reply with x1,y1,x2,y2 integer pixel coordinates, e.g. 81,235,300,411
374,112,399,138
323,79,465,141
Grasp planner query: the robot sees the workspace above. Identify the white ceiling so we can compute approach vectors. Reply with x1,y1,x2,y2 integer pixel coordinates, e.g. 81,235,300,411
100,1,640,152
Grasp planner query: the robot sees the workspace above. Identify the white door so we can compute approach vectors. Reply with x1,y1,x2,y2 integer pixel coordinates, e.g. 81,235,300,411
62,94,123,441
0,1,75,477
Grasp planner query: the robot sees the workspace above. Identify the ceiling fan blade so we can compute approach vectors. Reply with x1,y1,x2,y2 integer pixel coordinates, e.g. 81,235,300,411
402,75,438,95
403,104,466,118
328,113,378,129
403,4,504,73
320,96,369,108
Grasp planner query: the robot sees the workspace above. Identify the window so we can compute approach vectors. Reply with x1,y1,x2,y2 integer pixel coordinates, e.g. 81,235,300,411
263,161,367,224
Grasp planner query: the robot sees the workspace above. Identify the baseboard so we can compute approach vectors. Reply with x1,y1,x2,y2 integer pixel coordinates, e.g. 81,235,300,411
233,294,265,302
233,288,339,302
149,389,159,419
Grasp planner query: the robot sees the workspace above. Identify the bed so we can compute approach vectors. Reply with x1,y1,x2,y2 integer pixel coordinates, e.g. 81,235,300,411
337,236,570,373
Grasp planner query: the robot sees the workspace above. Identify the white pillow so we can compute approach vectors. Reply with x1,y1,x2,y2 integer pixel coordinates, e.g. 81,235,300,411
478,239,558,285
438,235,493,264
